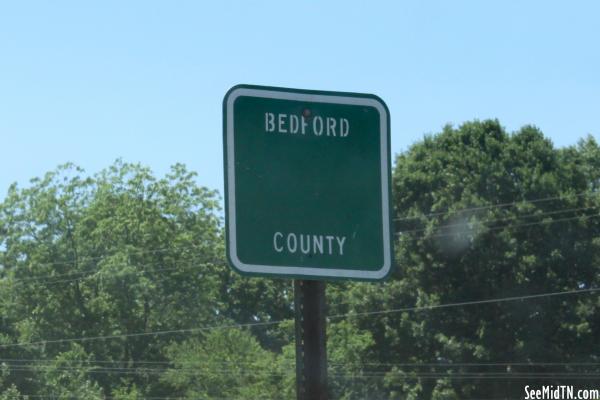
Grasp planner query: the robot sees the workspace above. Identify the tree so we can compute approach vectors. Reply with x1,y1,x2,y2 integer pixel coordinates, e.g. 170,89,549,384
2,125,598,398
0,364,27,399
338,121,600,398
0,161,225,397
162,328,282,399
34,344,103,399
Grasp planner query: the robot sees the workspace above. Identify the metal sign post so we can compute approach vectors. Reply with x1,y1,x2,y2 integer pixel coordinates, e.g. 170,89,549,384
294,280,327,400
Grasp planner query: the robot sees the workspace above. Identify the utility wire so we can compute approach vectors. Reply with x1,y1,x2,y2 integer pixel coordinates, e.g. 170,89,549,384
328,361,600,367
0,244,218,272
0,319,282,349
3,363,598,374
3,364,599,380
8,208,599,286
3,205,598,285
2,192,597,272
332,373,600,381
3,362,600,376
397,205,599,235
327,287,599,320
0,286,596,349
7,258,221,287
394,191,596,222
3,358,598,367
396,212,600,238
14,396,220,400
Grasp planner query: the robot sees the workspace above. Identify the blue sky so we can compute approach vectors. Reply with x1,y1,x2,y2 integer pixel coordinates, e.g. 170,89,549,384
1,1,598,199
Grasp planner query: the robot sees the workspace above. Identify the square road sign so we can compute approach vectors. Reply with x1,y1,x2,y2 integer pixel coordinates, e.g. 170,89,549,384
223,85,393,281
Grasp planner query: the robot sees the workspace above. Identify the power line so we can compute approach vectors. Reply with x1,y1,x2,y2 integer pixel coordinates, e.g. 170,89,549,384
396,212,600,239
3,358,598,368
394,191,596,222
0,244,221,273
3,364,599,380
327,287,599,321
0,319,283,349
432,212,600,238
3,363,599,377
0,365,284,376
3,362,598,373
397,205,599,235
2,209,596,287
7,207,599,286
331,373,600,381
4,257,223,287
14,395,219,400
329,361,600,367
2,193,597,272
0,286,596,349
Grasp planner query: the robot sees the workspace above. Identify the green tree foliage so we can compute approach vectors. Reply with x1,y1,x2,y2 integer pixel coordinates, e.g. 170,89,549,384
1,122,599,398
34,344,103,399
339,121,600,399
0,161,225,396
0,385,26,400
0,365,27,399
274,320,378,400
326,321,378,400
162,328,282,399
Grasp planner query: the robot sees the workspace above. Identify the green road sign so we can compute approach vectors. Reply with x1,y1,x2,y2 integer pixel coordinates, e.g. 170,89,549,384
223,85,393,281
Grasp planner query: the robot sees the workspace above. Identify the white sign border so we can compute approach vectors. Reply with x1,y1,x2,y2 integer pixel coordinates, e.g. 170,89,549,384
225,87,392,280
